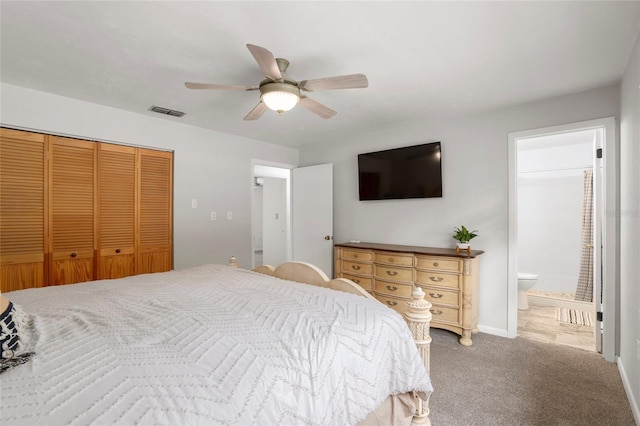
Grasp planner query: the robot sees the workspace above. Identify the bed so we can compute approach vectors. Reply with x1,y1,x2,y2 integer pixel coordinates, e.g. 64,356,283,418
1,260,433,426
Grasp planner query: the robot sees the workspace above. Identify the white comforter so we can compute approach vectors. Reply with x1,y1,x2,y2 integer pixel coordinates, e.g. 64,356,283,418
1,264,432,426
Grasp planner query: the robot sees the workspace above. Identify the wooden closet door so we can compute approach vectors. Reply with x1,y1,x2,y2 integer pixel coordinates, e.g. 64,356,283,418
49,136,96,285
0,128,47,292
97,143,136,279
137,148,173,274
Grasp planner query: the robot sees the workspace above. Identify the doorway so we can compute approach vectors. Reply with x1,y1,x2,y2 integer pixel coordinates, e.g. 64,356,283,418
508,117,618,362
252,163,292,269
515,129,598,352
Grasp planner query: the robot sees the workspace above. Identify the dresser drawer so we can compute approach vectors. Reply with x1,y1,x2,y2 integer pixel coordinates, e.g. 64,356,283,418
429,305,460,324
415,255,461,273
341,260,373,275
415,270,460,289
374,251,414,267
375,294,409,314
374,280,413,298
374,265,413,282
340,248,374,262
418,286,459,307
341,273,373,291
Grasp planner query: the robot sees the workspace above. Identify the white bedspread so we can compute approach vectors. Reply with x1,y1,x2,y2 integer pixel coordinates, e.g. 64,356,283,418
1,264,432,426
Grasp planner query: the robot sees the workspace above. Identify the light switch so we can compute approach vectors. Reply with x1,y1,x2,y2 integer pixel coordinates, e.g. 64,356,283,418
211,212,216,221
191,199,197,208
227,211,232,220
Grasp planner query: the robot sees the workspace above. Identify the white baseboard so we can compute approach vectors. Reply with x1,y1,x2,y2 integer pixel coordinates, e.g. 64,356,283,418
618,356,640,425
477,325,510,338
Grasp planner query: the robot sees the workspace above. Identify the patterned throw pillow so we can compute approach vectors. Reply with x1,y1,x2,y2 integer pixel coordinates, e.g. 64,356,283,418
0,296,34,373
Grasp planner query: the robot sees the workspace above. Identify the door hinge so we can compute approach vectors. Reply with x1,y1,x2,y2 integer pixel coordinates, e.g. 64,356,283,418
596,148,603,159
596,311,603,322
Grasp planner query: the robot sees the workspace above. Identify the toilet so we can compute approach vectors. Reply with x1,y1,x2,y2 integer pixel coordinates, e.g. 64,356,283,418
517,273,538,310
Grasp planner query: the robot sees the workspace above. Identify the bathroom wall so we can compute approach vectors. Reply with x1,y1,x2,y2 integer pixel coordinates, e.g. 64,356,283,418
517,132,594,294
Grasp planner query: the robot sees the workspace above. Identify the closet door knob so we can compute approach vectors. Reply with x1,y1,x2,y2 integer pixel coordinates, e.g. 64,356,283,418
115,248,121,254
70,252,77,258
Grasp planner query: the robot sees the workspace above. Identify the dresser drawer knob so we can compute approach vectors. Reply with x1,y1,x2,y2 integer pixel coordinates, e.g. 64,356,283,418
386,300,398,306
386,270,398,276
353,278,360,283
433,262,439,267
429,292,443,299
115,248,121,254
388,257,394,262
430,309,443,316
429,276,443,282
351,265,361,270
386,285,398,291
70,252,77,258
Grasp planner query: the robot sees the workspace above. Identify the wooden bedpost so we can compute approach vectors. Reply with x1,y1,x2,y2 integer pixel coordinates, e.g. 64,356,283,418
405,287,432,425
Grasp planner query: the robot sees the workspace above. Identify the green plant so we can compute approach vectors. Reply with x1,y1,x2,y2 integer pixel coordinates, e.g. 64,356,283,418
452,225,478,244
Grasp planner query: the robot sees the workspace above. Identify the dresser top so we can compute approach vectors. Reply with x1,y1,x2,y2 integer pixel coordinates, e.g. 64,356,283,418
335,242,484,259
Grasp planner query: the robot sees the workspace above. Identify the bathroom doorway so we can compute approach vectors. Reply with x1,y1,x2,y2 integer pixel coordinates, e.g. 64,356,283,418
515,129,598,352
508,117,618,362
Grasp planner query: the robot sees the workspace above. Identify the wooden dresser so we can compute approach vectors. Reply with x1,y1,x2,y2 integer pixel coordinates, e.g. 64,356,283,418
334,242,484,346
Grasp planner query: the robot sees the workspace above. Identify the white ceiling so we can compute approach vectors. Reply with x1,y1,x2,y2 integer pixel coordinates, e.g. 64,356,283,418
1,1,639,148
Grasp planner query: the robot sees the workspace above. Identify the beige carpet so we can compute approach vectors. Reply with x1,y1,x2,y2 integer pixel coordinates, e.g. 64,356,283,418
555,307,593,326
429,328,634,425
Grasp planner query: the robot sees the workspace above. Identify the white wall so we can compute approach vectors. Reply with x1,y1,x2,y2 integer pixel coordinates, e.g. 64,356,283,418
517,141,593,293
299,84,620,335
619,31,640,423
0,83,299,270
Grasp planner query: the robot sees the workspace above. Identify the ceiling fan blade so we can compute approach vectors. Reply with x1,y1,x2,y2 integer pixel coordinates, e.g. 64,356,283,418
244,101,268,121
299,73,368,92
185,82,258,91
246,44,282,81
299,96,337,119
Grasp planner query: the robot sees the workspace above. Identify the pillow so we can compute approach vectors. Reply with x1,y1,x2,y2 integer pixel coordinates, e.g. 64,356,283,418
0,296,34,373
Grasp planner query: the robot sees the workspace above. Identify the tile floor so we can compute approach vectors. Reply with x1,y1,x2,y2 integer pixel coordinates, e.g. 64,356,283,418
517,302,596,352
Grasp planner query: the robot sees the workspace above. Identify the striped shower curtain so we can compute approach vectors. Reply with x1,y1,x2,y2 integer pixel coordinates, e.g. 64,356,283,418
575,169,594,302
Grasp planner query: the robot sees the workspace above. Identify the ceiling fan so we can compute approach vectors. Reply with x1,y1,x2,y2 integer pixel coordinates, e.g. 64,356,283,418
185,44,368,120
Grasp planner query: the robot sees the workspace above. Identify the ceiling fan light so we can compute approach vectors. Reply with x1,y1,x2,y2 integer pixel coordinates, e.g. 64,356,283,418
262,90,299,113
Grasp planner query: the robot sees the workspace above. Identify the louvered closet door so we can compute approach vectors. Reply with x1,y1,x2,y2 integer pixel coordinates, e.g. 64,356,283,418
137,148,173,274
49,136,96,285
98,143,136,279
0,128,46,292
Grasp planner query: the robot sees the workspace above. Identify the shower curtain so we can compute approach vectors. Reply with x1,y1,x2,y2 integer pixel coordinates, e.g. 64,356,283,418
575,168,593,302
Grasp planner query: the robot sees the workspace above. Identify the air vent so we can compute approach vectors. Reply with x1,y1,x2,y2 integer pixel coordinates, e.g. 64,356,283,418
149,105,185,117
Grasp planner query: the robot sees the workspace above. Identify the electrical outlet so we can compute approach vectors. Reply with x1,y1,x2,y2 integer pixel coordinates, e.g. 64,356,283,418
227,211,233,220
210,212,216,221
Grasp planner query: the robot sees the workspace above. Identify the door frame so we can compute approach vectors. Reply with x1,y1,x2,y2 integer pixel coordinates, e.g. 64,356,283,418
507,117,618,362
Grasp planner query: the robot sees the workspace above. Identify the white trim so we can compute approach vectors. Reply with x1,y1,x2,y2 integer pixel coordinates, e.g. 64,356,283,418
477,325,509,338
618,357,640,425
507,117,618,362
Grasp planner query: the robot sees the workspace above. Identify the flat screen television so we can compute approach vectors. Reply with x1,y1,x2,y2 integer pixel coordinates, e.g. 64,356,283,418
358,142,442,200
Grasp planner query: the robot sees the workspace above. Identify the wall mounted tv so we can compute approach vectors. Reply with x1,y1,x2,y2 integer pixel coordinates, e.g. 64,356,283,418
358,142,442,201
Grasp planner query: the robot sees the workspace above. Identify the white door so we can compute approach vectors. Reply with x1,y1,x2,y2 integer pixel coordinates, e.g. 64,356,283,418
262,177,287,267
292,164,333,276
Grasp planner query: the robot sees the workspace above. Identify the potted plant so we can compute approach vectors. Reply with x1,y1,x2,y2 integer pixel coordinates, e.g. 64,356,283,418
453,225,478,253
